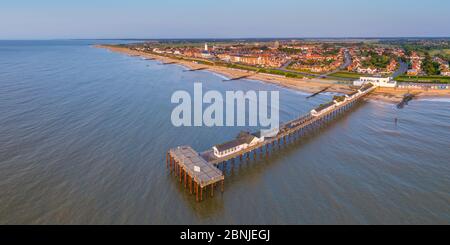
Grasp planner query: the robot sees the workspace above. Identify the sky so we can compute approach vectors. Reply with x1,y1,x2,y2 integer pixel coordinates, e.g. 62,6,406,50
0,0,449,39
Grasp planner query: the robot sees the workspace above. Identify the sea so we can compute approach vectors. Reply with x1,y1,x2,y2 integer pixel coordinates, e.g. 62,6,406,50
0,40,449,224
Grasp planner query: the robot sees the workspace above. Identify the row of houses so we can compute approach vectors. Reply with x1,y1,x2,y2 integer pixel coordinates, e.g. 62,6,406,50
397,83,450,90
346,46,404,75
348,58,398,75
216,54,286,68
291,57,343,73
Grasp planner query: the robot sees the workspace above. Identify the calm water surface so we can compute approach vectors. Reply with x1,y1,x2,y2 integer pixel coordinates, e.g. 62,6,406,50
0,40,449,224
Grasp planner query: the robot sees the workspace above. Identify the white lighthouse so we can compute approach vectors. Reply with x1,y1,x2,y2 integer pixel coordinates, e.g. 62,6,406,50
201,42,212,58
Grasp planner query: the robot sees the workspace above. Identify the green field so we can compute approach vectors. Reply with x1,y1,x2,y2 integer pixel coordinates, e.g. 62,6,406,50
181,57,215,66
395,75,450,84
221,63,259,72
326,72,367,79
286,67,322,75
429,49,450,56
205,60,306,78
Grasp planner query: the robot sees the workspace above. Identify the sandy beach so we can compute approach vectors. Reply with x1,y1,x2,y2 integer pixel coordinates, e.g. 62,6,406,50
96,45,450,103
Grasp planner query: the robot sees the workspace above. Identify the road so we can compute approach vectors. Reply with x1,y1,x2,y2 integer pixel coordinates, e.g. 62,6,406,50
392,60,408,78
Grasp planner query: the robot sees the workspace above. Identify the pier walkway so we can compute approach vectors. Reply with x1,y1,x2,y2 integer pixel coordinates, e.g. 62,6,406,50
166,83,377,201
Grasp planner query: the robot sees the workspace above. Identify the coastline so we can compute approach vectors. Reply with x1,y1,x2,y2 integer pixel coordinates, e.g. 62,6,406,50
95,45,450,103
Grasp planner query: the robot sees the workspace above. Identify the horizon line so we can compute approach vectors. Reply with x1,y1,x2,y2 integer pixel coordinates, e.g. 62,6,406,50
1,36,450,41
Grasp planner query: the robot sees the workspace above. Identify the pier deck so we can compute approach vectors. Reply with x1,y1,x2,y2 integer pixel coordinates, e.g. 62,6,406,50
167,146,224,201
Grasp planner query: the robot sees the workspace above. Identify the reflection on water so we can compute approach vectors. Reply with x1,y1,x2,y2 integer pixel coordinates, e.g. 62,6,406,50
0,41,449,224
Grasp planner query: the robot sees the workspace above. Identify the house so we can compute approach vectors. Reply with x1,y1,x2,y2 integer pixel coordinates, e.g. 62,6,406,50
407,69,419,76
441,70,450,76
357,67,378,74
227,54,284,68
353,77,397,88
386,59,398,72
411,60,422,71
217,54,231,62
409,53,422,75
183,49,201,58
212,132,264,158
347,60,361,72
410,52,421,60
153,48,164,54
433,58,449,72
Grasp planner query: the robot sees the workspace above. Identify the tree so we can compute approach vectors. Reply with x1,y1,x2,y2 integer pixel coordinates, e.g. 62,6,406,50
422,53,440,75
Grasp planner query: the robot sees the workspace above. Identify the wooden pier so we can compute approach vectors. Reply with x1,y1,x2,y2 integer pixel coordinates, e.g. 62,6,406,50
183,67,207,72
306,86,331,99
166,83,377,202
397,93,415,109
166,146,224,202
160,61,178,65
223,75,252,81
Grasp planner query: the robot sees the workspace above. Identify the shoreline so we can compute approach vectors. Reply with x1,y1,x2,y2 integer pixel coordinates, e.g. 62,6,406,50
95,45,450,104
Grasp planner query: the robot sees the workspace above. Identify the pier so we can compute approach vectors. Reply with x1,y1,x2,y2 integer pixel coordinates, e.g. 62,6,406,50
223,75,252,81
160,61,178,65
184,67,208,72
306,86,331,99
397,93,415,109
166,83,377,201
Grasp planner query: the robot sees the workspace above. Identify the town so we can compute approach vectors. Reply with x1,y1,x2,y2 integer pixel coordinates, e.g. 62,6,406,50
125,38,450,83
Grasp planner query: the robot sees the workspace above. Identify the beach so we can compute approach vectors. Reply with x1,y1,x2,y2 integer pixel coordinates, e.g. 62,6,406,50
96,45,450,103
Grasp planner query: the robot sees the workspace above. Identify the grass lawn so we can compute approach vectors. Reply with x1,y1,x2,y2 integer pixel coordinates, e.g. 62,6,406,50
258,68,305,78
180,57,215,66
326,71,368,79
215,62,307,79
285,66,323,75
223,63,260,72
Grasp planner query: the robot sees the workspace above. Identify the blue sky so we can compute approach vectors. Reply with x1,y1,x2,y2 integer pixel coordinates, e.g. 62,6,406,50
1,0,449,39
